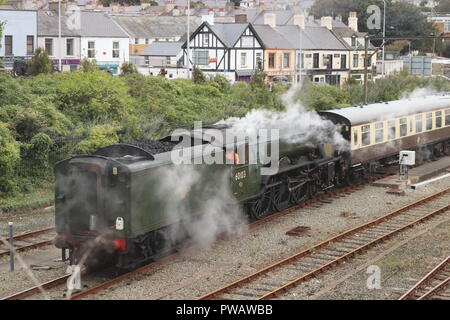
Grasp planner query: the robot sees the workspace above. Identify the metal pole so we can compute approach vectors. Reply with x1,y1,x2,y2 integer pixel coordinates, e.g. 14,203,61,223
8,222,14,272
364,35,369,105
186,1,191,79
58,0,62,72
382,0,386,77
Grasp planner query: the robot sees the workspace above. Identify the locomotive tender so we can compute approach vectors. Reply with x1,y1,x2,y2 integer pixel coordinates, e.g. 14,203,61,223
54,95,450,269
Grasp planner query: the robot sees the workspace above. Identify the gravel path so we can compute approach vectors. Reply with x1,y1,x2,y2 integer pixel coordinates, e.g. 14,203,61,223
0,207,55,237
86,176,450,300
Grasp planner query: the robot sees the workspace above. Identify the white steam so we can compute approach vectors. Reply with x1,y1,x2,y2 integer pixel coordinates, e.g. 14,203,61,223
219,84,349,151
155,164,247,247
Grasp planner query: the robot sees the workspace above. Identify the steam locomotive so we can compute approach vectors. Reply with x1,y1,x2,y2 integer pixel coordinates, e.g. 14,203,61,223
54,95,450,269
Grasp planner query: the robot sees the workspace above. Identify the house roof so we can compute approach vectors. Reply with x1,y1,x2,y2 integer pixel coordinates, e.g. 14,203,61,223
208,23,249,47
253,25,296,49
141,41,183,56
274,25,348,51
38,10,128,38
249,10,294,25
111,15,201,39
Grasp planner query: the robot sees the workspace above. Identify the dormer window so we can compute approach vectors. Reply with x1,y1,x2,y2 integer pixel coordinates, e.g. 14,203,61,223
351,35,357,47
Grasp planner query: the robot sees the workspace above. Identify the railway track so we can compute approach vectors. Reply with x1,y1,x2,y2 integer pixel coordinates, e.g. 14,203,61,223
0,170,439,300
198,187,450,300
399,256,450,300
0,228,55,259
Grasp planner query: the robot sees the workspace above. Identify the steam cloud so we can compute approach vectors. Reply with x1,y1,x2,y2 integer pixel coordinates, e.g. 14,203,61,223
219,84,350,151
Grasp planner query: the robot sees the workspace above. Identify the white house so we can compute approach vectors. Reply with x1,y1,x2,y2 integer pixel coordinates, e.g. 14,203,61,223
79,11,129,75
183,21,265,82
139,41,186,79
0,9,37,69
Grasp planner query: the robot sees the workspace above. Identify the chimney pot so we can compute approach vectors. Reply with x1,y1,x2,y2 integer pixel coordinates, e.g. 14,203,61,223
320,16,332,30
264,13,276,28
348,11,358,32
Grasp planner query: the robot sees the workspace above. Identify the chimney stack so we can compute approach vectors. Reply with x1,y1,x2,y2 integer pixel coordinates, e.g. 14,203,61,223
293,14,305,29
320,16,332,30
264,13,276,28
348,11,358,32
235,14,247,23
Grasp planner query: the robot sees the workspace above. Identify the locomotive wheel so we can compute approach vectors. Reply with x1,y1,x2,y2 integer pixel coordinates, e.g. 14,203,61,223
151,230,168,254
249,190,271,220
272,183,290,211
290,183,310,205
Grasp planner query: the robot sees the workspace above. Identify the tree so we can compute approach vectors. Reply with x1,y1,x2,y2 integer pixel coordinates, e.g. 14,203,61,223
80,58,98,72
120,62,138,75
28,48,51,76
192,67,206,83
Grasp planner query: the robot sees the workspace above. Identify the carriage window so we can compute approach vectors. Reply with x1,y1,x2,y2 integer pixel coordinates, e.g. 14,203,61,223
415,114,423,133
353,128,359,146
388,120,396,140
426,113,433,130
375,122,384,143
446,109,450,126
361,125,371,146
400,118,407,137
409,119,413,133
436,111,442,128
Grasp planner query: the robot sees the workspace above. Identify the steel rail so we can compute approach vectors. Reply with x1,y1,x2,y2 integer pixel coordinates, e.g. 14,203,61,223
199,187,450,300
1,274,71,300
399,255,450,300
68,175,386,300
0,228,55,258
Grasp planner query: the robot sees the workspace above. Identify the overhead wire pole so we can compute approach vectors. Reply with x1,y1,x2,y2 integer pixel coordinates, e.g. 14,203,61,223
186,0,191,80
382,0,386,78
58,0,62,72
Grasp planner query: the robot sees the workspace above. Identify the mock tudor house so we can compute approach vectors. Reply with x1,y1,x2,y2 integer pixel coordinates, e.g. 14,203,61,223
182,20,265,82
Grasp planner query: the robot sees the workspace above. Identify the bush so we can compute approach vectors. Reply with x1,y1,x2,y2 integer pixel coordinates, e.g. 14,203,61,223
75,124,120,154
28,48,51,76
20,133,53,179
0,122,20,195
80,58,98,72
120,62,138,75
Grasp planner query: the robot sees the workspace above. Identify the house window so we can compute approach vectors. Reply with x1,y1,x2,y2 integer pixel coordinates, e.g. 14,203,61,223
268,53,275,68
256,52,262,70
88,41,95,58
436,111,442,128
135,38,139,44
240,52,247,67
416,114,423,133
145,38,149,44
144,56,149,66
193,50,208,65
297,53,304,69
66,38,74,56
26,35,34,55
166,56,171,65
445,109,450,126
400,118,407,137
341,54,347,69
4,36,12,55
426,112,433,130
362,125,371,146
313,53,319,68
375,122,384,143
283,53,290,68
351,36,357,47
445,22,450,32
203,35,209,46
113,41,120,58
353,54,359,68
45,38,53,56
388,120,396,140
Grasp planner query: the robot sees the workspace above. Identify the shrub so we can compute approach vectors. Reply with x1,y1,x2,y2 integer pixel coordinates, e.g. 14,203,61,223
120,62,138,75
75,124,120,154
20,133,53,179
28,48,51,76
0,122,20,195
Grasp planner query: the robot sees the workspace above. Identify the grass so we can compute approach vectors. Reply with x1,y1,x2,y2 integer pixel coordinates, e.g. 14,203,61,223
0,182,54,214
